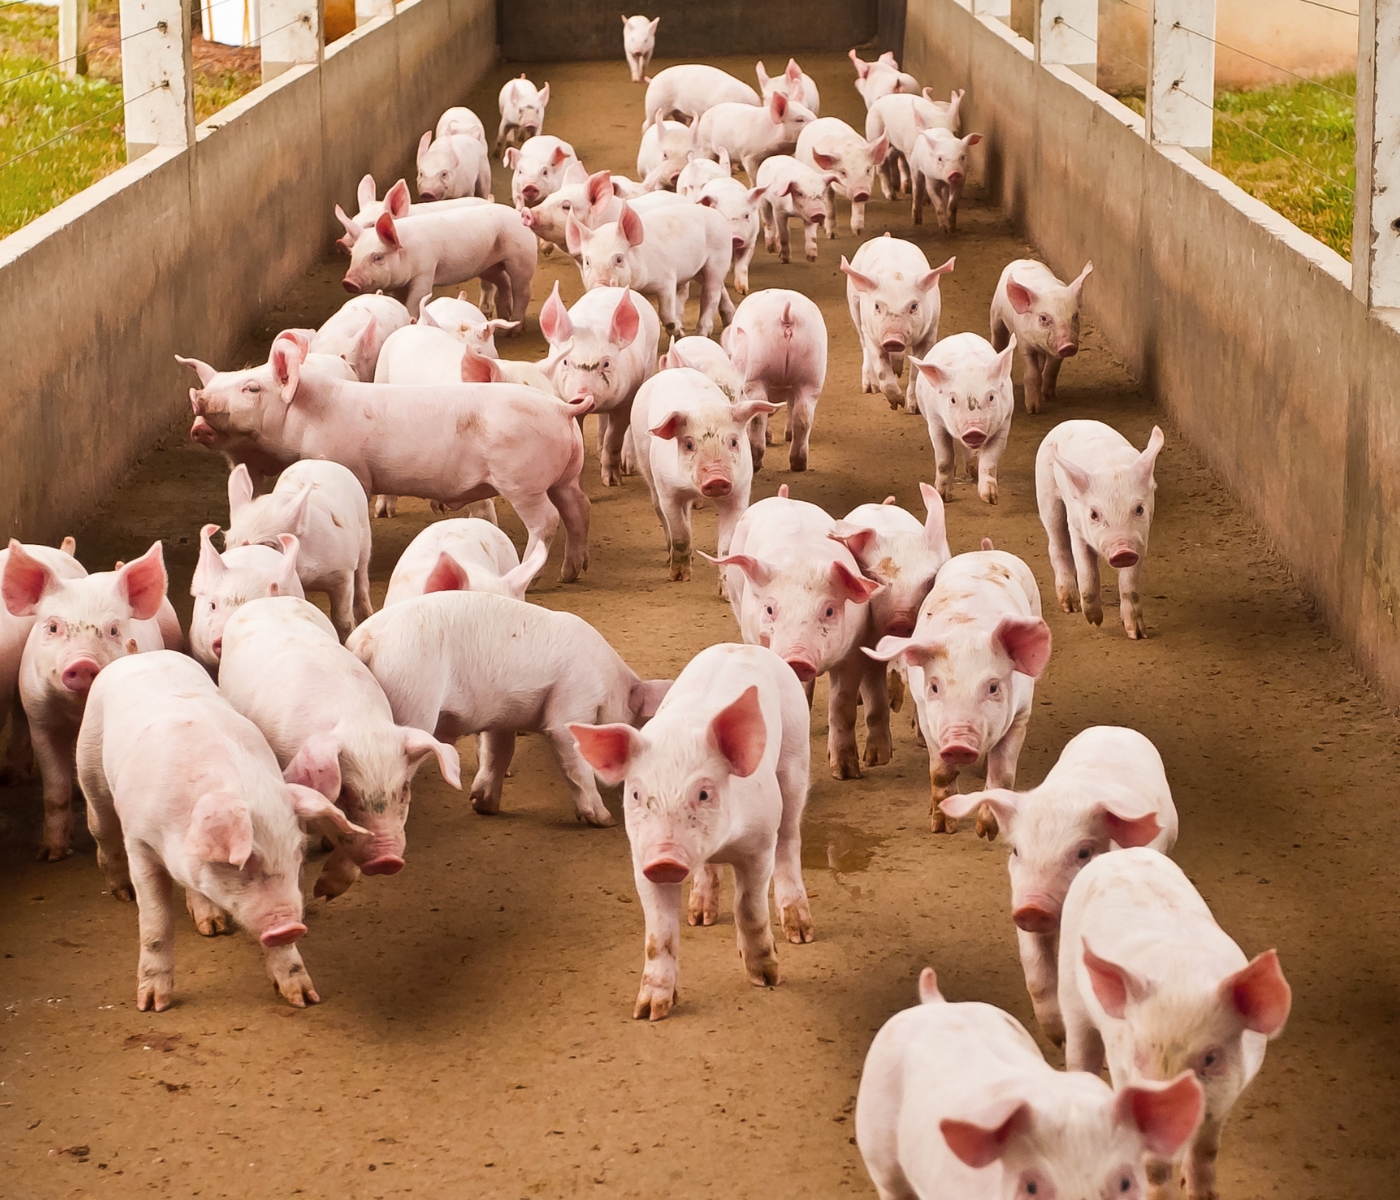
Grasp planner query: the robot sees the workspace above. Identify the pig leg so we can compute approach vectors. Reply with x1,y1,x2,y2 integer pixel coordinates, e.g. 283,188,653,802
621,426,638,476
1117,560,1148,639
32,720,77,861
633,870,682,1020
715,276,736,331
314,846,362,900
931,421,956,501
493,116,510,156
480,264,516,328
761,199,779,254
734,239,755,295
911,172,925,225
654,280,684,338
325,576,355,642
84,784,132,900
546,476,592,583
990,315,1012,353
263,943,320,1008
373,495,398,519
802,218,820,263
479,279,498,321
185,888,231,936
1181,1119,1224,1200
946,183,961,234
686,863,722,926
1021,347,1045,414
469,729,516,814
772,753,813,945
896,152,911,195
776,212,793,265
1040,354,1064,405
404,272,436,323
1070,532,1104,627
2,695,32,784
1041,496,1081,614
787,388,817,472
977,426,1009,505
544,726,616,827
715,493,746,598
827,655,864,780
129,846,177,1012
1062,999,1106,1076
1016,928,1065,1045
980,712,1030,840
730,850,780,986
597,412,624,487
746,388,771,470
353,558,373,626
928,759,960,833
822,185,838,238
877,156,895,201
858,651,892,768
849,195,866,236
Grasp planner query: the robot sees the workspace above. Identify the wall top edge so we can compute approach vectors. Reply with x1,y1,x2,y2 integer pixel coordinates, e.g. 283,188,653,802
324,13,394,59
196,63,319,144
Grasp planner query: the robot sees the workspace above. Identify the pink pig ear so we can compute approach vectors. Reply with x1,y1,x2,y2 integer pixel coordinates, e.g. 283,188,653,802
840,256,879,293
1070,259,1094,295
190,524,226,597
1135,425,1166,479
941,786,1019,827
940,1099,1032,1169
283,732,342,801
868,133,889,163
917,257,956,291
1116,1072,1204,1159
586,168,613,210
1005,277,1036,314
918,967,942,1004
909,354,950,387
416,130,432,165
185,791,254,869
2,539,60,617
862,633,939,667
272,534,300,595
286,784,367,838
649,412,687,440
769,90,788,121
829,560,882,604
401,727,463,788
1052,449,1093,496
828,521,878,564
538,280,573,344
269,338,302,405
629,679,671,720
708,685,767,778
618,203,645,247
609,289,641,348
569,722,645,785
357,173,377,208
116,542,168,622
460,345,505,384
1220,949,1292,1036
700,552,774,587
1096,790,1162,848
550,145,571,167
918,482,948,550
1082,941,1152,1019
374,210,401,249
384,178,413,219
993,616,1051,678
564,212,586,256
423,551,471,594
785,57,802,82
227,463,256,515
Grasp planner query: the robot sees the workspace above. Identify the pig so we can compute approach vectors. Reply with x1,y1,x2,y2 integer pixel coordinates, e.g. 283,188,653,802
75,652,366,1009
538,281,661,486
223,460,372,642
333,176,490,254
909,332,1017,503
4,541,183,860
721,288,828,473
676,147,731,197
383,518,548,605
795,117,889,236
708,494,882,779
991,258,1094,413
695,90,817,181
909,125,983,231
842,234,954,410
569,641,813,1020
630,365,777,585
1059,848,1293,1200
865,89,963,198
1036,421,1165,639
848,48,919,108
219,596,461,899
622,14,659,82
189,524,304,669
636,114,697,190
753,154,835,264
658,334,745,401
457,340,559,394
415,129,493,202
941,726,1178,1047
521,167,687,253
349,591,668,827
696,176,765,295
856,966,1205,1200
341,204,537,323
756,58,820,113
309,293,411,380
436,104,486,143
495,74,550,155
181,338,593,582
566,201,734,338
373,321,532,386
505,135,579,208
417,294,520,356
641,64,759,130
863,549,1051,833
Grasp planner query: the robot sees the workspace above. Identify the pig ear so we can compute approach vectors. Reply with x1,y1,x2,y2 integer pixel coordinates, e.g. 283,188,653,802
357,173,377,207
423,551,471,594
993,335,1017,380
840,256,879,293
912,105,929,133
647,15,658,32
811,150,838,171
768,90,788,121
504,147,521,170
909,354,950,387
869,133,890,163
993,616,1052,679
743,184,767,208
286,784,369,838
116,542,168,622
1070,259,1094,296
460,345,506,384
269,339,302,404
2,540,60,617
1116,1072,1204,1160
941,787,1019,827
964,132,984,147
586,168,613,211
416,130,432,165
354,315,378,363
755,60,771,87
1006,277,1036,314
568,722,645,785
828,521,878,564
1135,426,1165,480
629,678,672,720
538,82,550,106
227,463,256,515
271,534,300,595
175,354,218,386
786,58,802,82
649,411,687,441
1081,941,1151,1019
939,1099,1032,1169
1052,449,1093,497
609,289,641,348
862,634,918,665
849,48,870,77
284,732,342,800
538,281,573,344
918,967,942,1004
829,560,882,604
563,161,589,186
565,213,585,256
334,204,363,239
1095,790,1162,848
374,210,401,250
700,552,774,588
708,685,766,778
484,318,521,339
619,203,645,247
191,524,226,596
917,256,956,291
730,398,779,424
718,147,731,171
918,482,948,550
502,538,549,599
60,536,76,557
550,145,570,168
384,179,412,219
1220,949,1292,1036
184,791,253,869
401,727,463,789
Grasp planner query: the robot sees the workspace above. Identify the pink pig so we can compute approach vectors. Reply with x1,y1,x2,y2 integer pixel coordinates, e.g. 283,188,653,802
415,129,493,202
756,58,820,113
694,90,817,181
333,177,490,255
383,518,548,605
505,135,578,208
309,293,411,380
189,525,303,669
990,257,1094,414
753,154,836,264
848,49,919,109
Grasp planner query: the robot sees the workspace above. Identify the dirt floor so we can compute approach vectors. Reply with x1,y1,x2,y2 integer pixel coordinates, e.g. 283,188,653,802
1,52,1398,1200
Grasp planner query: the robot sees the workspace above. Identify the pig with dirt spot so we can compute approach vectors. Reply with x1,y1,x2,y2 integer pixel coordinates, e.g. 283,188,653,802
333,178,491,255
309,293,410,380
219,597,461,899
942,726,1178,1047
756,58,819,113
350,590,668,826
910,124,982,231
1037,421,1164,639
658,335,745,402
709,493,883,780
753,155,835,264
419,292,514,348
843,235,954,411
506,135,578,209
991,257,1093,413
383,519,547,605
849,48,919,108
695,91,817,181
910,331,1016,502
1059,848,1292,1200
864,549,1050,833
641,64,759,130
795,117,888,236
696,176,764,295
4,541,183,860
415,129,493,202
570,642,812,1020
189,525,303,669
495,75,550,155
856,966,1205,1200
722,288,827,473
77,652,365,1010
622,15,659,82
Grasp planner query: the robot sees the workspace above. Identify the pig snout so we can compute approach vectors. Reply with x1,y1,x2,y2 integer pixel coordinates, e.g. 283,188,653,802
210,637,223,659
1012,897,1062,934
520,184,541,204
1106,544,1141,569
419,188,439,202
259,921,308,948
946,170,965,185
699,472,732,498
61,657,101,694
886,613,917,638
641,844,692,884
938,729,981,765
360,854,406,876
784,658,818,684
342,276,363,294
880,335,905,353
851,189,871,203
190,416,218,445
732,236,747,253
1056,341,1079,358
960,429,987,449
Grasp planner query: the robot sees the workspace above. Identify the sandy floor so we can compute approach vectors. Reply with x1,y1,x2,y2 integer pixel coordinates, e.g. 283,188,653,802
1,52,1397,1200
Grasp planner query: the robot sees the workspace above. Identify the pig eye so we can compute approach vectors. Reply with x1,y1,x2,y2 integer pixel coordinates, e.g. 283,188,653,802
682,438,696,452
1135,504,1145,516
824,605,835,618
109,624,120,637
1203,1049,1219,1069
372,253,385,264
1039,314,1052,326
244,381,261,394
764,605,774,616
929,681,939,694
1089,508,1101,522
988,681,999,695
1077,844,1093,862
949,396,957,406
698,788,711,803
613,255,624,266
1119,1175,1133,1192
47,620,58,634
561,201,572,210
907,302,918,313
728,436,740,450
208,599,217,611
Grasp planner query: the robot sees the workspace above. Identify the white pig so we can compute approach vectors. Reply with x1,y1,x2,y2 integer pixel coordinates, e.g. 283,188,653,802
659,334,745,400
505,135,579,208
696,176,765,295
383,519,547,605
223,460,372,641
631,365,777,584
991,257,1094,413
866,89,963,197
415,130,493,203
219,596,461,898
636,114,696,190
374,321,509,382
753,154,835,264
436,104,486,143
76,652,365,1009
418,293,519,355
189,524,304,669
1060,849,1292,1200
622,14,659,82
695,91,817,181
909,125,982,231
942,726,1178,1046
848,48,918,108
4,541,183,860
309,293,411,381
521,166,687,252
457,340,559,394
641,64,759,130
756,57,820,113
910,332,1016,502
842,234,954,410
856,966,1205,1200
795,117,889,236
333,177,490,254
1037,421,1164,639
721,288,828,473
495,74,550,155
863,550,1051,832
676,147,731,197
569,642,813,1019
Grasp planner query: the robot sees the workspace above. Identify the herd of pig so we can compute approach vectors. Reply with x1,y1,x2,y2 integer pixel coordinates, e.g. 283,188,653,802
0,27,1292,1200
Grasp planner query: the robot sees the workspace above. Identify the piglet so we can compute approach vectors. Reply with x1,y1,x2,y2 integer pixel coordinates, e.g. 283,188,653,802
676,148,731,197
506,135,579,208
436,105,487,143
636,114,695,190
416,129,493,202
857,966,1204,1200
848,48,919,108
622,14,659,82
659,334,745,402
696,176,765,295
642,64,759,129
189,524,303,669
695,91,817,180
910,332,1016,502
309,293,411,380
76,652,365,1009
756,57,820,113
383,518,547,605
864,89,961,197
942,726,1178,1046
909,124,982,231
1037,421,1164,639
495,74,551,155
333,177,490,254
753,155,835,264
570,642,812,1019
1060,848,1291,1200
350,591,667,825
795,116,888,236
991,257,1093,413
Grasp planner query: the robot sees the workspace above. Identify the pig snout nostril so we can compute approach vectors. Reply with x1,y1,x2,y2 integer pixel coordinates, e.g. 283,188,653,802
880,338,905,352
961,430,987,449
61,659,101,694
342,279,361,294
1108,550,1140,569
1012,905,1060,934
785,659,818,683
852,191,870,202
939,743,980,766
259,921,308,948
360,855,406,877
211,637,223,659
1057,343,1079,358
700,479,732,498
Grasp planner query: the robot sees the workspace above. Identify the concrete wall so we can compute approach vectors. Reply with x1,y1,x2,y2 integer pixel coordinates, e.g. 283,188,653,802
903,0,1400,703
0,0,495,545
497,0,877,62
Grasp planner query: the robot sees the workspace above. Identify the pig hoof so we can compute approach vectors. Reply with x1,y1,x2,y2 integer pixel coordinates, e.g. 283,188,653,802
862,740,891,768
577,806,616,828
829,753,862,781
932,811,956,834
278,977,320,1008
805,252,817,262
36,842,72,862
112,884,135,903
470,788,503,816
1084,603,1104,627
686,897,718,927
980,486,998,505
780,902,814,944
975,804,1000,841
747,957,781,988
634,984,676,1021
887,671,905,713
137,979,173,1012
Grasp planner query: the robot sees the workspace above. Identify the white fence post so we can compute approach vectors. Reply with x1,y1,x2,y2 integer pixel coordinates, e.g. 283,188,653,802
1145,0,1216,162
972,0,1012,22
1354,0,1400,308
1034,0,1097,83
260,0,322,84
58,0,89,77
119,0,195,160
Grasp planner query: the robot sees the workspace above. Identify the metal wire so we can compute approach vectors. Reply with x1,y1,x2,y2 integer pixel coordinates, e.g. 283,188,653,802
1294,0,1358,14
0,80,166,170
